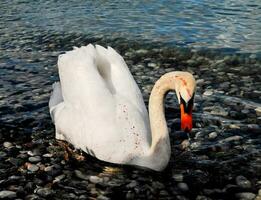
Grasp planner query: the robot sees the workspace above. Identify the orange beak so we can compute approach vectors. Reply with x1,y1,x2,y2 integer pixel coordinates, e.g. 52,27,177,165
180,103,193,132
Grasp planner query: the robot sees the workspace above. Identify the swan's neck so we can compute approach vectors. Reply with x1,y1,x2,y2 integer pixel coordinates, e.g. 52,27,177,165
147,72,177,169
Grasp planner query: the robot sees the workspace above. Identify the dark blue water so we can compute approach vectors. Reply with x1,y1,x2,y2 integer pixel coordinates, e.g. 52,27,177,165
0,0,261,54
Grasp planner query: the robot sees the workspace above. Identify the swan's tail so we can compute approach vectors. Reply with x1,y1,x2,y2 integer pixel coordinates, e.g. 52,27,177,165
49,82,63,121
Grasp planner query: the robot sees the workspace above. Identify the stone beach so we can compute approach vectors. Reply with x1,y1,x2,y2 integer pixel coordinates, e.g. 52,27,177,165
0,31,261,199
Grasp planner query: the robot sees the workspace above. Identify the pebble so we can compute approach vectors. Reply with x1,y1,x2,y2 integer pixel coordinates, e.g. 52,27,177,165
126,180,138,188
219,135,243,143
236,175,251,189
28,156,41,163
180,140,190,149
53,174,66,183
147,62,157,68
210,106,229,117
152,181,165,190
27,163,39,172
34,187,53,197
255,107,261,117
235,192,256,200
208,132,218,139
177,182,189,192
97,195,110,200
0,190,17,199
172,174,184,182
75,170,89,180
3,142,13,148
126,191,135,199
89,176,103,184
203,90,213,96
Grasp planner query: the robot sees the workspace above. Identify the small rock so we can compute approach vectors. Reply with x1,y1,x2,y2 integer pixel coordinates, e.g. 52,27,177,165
208,132,218,139
126,180,138,188
97,195,110,200
147,62,157,68
178,182,189,192
25,194,40,200
89,176,103,184
75,170,89,180
180,140,190,150
53,174,66,183
172,174,184,182
235,192,256,200
3,142,13,148
196,195,211,200
219,136,243,143
210,106,229,117
34,187,53,197
203,90,213,96
152,181,165,190
126,191,135,199
43,153,53,158
159,190,169,196
255,107,261,117
236,175,251,189
28,156,41,163
0,190,17,199
27,163,39,172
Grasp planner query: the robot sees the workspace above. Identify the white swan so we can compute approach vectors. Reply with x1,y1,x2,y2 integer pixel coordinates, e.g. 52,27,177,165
49,44,196,171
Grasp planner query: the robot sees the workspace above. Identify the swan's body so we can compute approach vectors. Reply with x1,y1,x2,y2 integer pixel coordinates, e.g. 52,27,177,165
49,44,196,171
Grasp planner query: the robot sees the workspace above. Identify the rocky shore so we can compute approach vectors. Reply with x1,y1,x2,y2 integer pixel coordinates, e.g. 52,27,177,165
0,33,261,199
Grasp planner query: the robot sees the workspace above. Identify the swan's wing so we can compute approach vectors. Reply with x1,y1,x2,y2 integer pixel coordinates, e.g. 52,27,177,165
57,44,115,115
95,45,148,117
49,82,63,121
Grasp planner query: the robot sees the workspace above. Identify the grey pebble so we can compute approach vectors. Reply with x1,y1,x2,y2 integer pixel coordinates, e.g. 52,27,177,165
97,195,110,200
126,180,138,188
75,170,89,180
89,176,103,184
172,174,184,182
28,156,41,163
27,164,39,172
126,191,135,199
208,132,218,139
3,142,13,148
203,90,213,96
219,135,243,143
34,187,53,197
177,182,189,192
235,192,256,200
236,175,251,189
0,190,17,199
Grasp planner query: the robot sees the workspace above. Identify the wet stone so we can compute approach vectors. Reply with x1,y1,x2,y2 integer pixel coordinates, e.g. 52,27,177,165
210,106,229,117
177,182,189,192
219,135,243,143
27,163,39,172
203,90,213,96
126,180,138,188
74,170,89,181
235,192,256,200
34,187,53,197
208,132,218,139
172,174,184,182
97,195,110,200
28,156,41,163
126,191,135,199
0,190,17,199
236,175,252,189
89,176,103,184
3,142,13,148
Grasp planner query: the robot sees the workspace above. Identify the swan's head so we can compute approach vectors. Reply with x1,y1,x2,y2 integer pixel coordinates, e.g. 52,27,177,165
174,72,196,133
